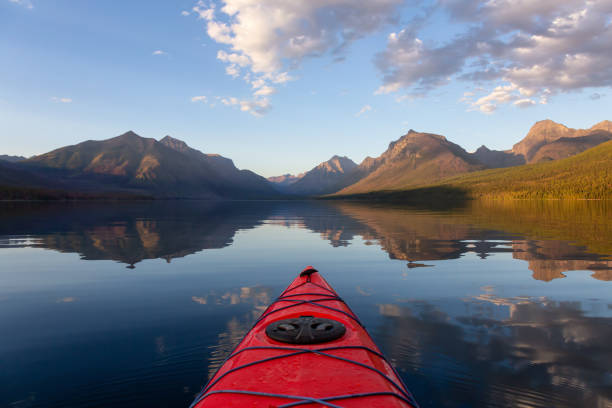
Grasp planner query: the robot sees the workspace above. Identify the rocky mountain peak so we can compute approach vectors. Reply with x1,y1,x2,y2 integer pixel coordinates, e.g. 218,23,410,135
337,129,482,195
590,120,612,132
159,135,191,153
512,119,572,159
384,131,452,162
321,156,357,174
529,119,570,133
118,130,140,138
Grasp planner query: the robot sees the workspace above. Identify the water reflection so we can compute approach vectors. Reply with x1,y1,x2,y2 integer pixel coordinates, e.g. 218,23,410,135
375,295,612,408
1,200,609,281
1,200,611,408
0,201,274,267
196,286,273,379
333,201,612,281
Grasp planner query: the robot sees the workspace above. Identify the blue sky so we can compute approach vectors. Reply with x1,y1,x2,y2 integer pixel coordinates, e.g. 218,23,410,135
1,0,610,177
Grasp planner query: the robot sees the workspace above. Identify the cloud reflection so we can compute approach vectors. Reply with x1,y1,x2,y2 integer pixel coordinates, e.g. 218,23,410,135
376,295,612,408
190,285,274,379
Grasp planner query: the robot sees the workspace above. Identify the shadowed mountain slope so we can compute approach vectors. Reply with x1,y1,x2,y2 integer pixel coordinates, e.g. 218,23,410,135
529,132,612,162
0,159,151,200
158,135,275,196
0,160,62,188
14,131,278,199
471,146,525,168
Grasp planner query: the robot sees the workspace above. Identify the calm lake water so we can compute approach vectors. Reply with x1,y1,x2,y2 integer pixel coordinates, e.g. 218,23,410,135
1,200,611,408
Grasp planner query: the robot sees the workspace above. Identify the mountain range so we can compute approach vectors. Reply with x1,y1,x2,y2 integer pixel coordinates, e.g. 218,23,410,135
0,131,277,199
0,155,26,163
472,120,612,167
1,119,610,200
268,119,611,197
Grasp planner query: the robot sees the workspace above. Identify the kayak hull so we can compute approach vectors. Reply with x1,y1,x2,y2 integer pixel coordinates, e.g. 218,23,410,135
191,267,418,408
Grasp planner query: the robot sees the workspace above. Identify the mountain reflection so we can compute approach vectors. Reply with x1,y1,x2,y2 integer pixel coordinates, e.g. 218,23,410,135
331,201,612,281
0,201,274,267
0,200,609,280
375,295,612,408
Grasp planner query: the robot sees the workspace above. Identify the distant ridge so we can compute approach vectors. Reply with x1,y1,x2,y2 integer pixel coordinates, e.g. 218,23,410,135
267,173,304,193
158,134,275,196
3,131,278,199
470,119,612,167
0,155,26,163
286,155,358,196
471,145,525,168
268,173,302,184
511,119,611,161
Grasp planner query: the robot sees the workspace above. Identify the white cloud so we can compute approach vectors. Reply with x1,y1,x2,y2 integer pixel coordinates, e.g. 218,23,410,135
152,50,167,56
355,104,372,117
220,96,270,116
206,20,232,44
253,86,276,96
193,1,215,21
221,97,239,106
225,64,240,78
375,0,612,112
191,95,208,103
479,103,497,114
239,98,271,116
181,10,190,16
193,0,404,115
513,98,537,108
468,84,540,111
251,78,265,89
8,0,33,9
203,0,402,74
472,84,518,112
539,88,552,105
51,97,72,103
268,72,294,84
217,50,250,67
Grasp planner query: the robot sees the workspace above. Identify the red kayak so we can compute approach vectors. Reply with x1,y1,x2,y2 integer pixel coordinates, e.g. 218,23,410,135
191,266,418,407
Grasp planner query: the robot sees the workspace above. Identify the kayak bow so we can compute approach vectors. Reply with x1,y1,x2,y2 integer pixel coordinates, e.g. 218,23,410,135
191,266,418,407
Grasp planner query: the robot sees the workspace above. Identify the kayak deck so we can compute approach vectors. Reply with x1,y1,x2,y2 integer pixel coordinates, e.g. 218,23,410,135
191,267,418,407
